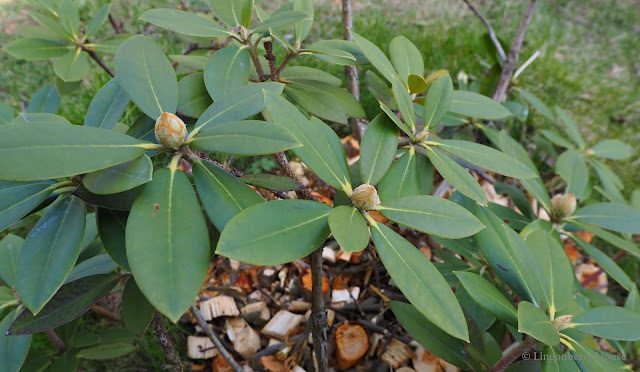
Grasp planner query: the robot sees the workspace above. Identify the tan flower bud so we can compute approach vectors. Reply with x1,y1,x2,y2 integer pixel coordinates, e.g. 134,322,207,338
351,184,380,211
552,314,573,331
155,112,188,150
551,193,577,220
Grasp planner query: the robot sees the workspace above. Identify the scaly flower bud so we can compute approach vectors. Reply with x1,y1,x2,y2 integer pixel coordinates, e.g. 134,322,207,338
351,184,380,211
155,112,187,150
551,193,577,221
552,314,573,331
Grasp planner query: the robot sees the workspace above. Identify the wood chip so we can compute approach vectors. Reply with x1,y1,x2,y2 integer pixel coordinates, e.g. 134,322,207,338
227,317,261,359
331,287,360,304
576,262,608,293
187,336,218,359
381,338,413,369
241,301,271,325
261,310,304,340
439,359,461,372
412,346,441,372
336,249,352,262
335,324,369,370
301,270,329,293
211,354,235,372
200,295,240,320
260,355,286,372
287,300,312,312
322,247,336,263
397,368,416,372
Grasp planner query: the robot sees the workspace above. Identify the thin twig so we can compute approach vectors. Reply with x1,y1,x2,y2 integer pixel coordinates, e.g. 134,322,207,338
153,311,183,372
190,305,243,372
250,333,306,360
341,0,367,141
310,248,330,371
108,14,124,34
461,0,507,61
274,153,315,201
91,304,120,321
264,41,278,81
246,44,266,80
45,329,66,353
492,336,537,372
84,48,114,77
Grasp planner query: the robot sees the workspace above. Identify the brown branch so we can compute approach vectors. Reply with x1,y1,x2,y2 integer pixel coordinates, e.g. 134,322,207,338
84,48,115,77
153,311,183,372
45,329,66,353
264,41,278,81
492,336,537,372
274,52,296,79
341,0,367,141
108,14,124,34
462,0,507,62
91,304,120,321
246,44,266,80
491,0,539,102
190,305,243,372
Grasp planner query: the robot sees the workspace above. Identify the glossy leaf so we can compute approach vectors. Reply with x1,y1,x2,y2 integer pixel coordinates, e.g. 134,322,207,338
379,101,413,137
360,113,398,185
53,49,89,82
454,271,518,327
306,39,368,65
83,155,152,195
449,91,511,120
121,278,155,338
12,113,70,125
555,150,588,199
379,195,484,238
391,301,473,369
4,38,69,60
64,254,117,284
207,0,248,27
517,301,559,347
391,75,416,131
280,66,341,86
0,123,148,181
571,203,640,234
425,146,487,204
0,234,24,286
177,72,212,118
239,173,302,192
351,31,396,82
408,74,428,94
84,78,130,129
286,79,365,120
204,46,250,101
423,74,453,130
0,180,54,232
283,83,347,124
370,221,468,341
126,167,210,322
96,208,130,269
253,10,311,33
27,85,59,113
115,35,177,119
555,107,584,148
570,306,640,341
140,9,228,38
8,274,119,335
562,336,626,372
389,36,423,84
590,139,633,160
365,71,397,110
377,148,420,201
0,308,31,372
86,4,110,38
328,206,369,253
217,200,331,265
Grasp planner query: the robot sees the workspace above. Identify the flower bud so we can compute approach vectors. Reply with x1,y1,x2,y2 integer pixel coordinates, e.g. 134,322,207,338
552,314,573,331
551,193,577,220
155,112,188,150
351,184,380,211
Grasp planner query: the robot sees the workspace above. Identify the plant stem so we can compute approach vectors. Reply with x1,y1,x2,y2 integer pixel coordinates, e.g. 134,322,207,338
310,248,330,372
45,329,66,353
341,0,367,141
153,311,183,372
461,0,507,61
492,336,537,372
190,305,244,372
84,48,115,77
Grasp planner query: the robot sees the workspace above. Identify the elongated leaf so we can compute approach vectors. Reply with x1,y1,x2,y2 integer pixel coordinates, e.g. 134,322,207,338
96,208,129,269
0,234,24,286
57,0,79,37
0,102,15,124
121,278,154,338
0,308,31,372
27,85,59,113
53,49,89,82
64,254,116,284
555,107,584,149
391,76,416,131
29,11,72,41
4,38,70,60
449,91,510,120
425,146,487,204
283,83,347,124
170,55,208,70
379,195,484,238
351,31,396,82
204,46,250,101
293,0,313,42
454,271,518,327
0,123,148,181
77,342,135,360
571,236,634,291
307,39,368,65
518,301,559,346
253,10,311,33
16,195,85,314
380,101,412,137
263,93,351,191
389,36,423,84
556,150,588,199
49,352,78,372
83,155,153,195
12,113,70,125
207,0,247,27
177,72,212,118
9,274,118,335
141,9,228,38
562,336,626,372
115,35,177,119
571,203,640,234
193,160,264,230
517,89,554,121
370,221,468,341
589,139,633,160
239,173,301,192
572,221,640,259
391,301,473,369
570,306,640,341
365,71,397,110
377,148,420,201
360,114,398,185
541,130,574,149
0,180,54,232
329,206,369,253
85,79,130,129
423,74,453,130
280,66,341,86
217,200,331,265
126,167,209,322
86,4,110,38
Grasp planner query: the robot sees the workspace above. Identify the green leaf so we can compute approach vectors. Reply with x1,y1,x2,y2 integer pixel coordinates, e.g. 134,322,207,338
379,195,484,238
283,83,347,124
571,236,634,291
191,82,284,135
561,336,626,372
64,254,116,284
408,74,428,94
207,0,247,27
280,66,341,86
494,182,536,220
391,301,474,369
517,301,559,346
115,35,177,119
121,278,155,338
0,308,31,372
370,221,468,341
193,160,264,230
53,49,89,82
177,72,212,118
263,93,351,191
365,71,397,110
27,85,59,113
306,39,368,65
253,10,311,33
49,352,78,372
571,203,640,234
389,36,423,84
4,38,69,60
449,91,511,120
126,167,210,322
425,146,487,204
293,0,313,43
9,274,119,335
82,155,153,195
556,150,589,199
391,76,416,131
12,113,70,125
85,4,110,38
379,101,413,138
0,102,15,125
140,9,228,38
0,180,54,232
29,11,72,42
572,221,640,259
169,55,208,70
0,123,148,181
204,46,250,101
286,79,365,120
96,208,130,269
328,206,369,253
360,113,398,185
77,342,135,360
0,286,18,309
377,148,420,201
589,139,633,160
541,346,580,372
541,130,574,149
217,200,331,265
555,107,584,149
454,271,518,327
569,306,640,341
0,234,24,286
57,0,79,38
16,195,85,313
423,74,453,130
239,173,301,192
84,78,130,129
434,140,536,179
517,89,555,121
351,31,396,82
